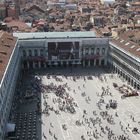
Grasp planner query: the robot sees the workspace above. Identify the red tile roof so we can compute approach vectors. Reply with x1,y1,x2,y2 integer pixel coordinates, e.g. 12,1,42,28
110,37,140,59
0,31,17,83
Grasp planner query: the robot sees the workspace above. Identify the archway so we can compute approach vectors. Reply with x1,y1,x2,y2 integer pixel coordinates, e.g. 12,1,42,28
101,59,104,66
23,61,27,69
90,60,94,66
96,59,99,66
29,61,33,69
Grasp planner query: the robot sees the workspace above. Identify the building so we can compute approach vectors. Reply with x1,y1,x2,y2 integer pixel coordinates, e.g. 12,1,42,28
108,37,140,90
0,4,6,20
25,5,45,19
90,16,104,27
0,31,140,139
79,6,94,13
0,31,21,139
13,31,108,69
100,0,116,6
65,4,77,10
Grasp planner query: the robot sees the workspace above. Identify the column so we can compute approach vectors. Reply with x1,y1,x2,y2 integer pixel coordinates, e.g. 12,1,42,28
83,48,86,55
132,81,134,87
55,42,58,49
38,49,40,57
83,60,85,67
88,60,90,67
44,62,46,68
116,67,117,74
99,59,101,66
66,61,69,66
61,61,63,66
89,48,91,55
22,63,24,69
33,61,35,69
104,59,107,66
94,59,96,66
125,75,127,81
49,61,52,67
27,61,29,69
38,61,41,69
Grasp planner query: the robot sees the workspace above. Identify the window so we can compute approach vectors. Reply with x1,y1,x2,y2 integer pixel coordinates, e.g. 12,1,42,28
34,49,38,56
85,48,89,55
29,50,32,57
91,48,94,54
96,48,100,55
40,49,44,56
102,48,105,55
23,50,26,57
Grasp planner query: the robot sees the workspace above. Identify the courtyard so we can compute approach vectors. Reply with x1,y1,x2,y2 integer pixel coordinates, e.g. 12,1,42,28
40,67,140,140
9,67,140,140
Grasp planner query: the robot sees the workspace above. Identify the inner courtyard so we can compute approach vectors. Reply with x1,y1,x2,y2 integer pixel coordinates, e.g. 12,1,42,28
9,67,140,140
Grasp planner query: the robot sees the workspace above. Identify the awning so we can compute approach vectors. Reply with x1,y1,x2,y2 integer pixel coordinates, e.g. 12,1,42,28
6,123,16,133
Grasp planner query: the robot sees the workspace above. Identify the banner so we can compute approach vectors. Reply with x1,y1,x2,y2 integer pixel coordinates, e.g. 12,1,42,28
48,42,79,60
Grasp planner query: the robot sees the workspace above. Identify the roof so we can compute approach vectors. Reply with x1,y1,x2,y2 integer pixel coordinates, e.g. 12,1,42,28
102,0,115,2
110,37,140,62
26,5,45,13
13,31,96,39
0,31,17,83
6,20,31,32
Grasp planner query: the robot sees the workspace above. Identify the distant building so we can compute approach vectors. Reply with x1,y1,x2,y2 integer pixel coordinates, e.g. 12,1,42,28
114,6,127,15
90,16,104,27
13,31,108,68
100,0,116,6
65,4,77,10
109,37,140,90
80,6,94,13
0,4,6,20
7,5,16,18
0,31,20,140
59,0,66,3
0,31,140,140
25,5,45,19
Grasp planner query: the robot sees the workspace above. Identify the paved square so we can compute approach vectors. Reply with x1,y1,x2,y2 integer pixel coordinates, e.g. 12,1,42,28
40,68,140,140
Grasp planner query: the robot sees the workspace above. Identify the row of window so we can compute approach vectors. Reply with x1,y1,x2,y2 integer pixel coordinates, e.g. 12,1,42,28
0,61,19,139
0,48,20,139
111,47,140,73
83,47,106,55
112,56,140,82
22,49,45,57
0,48,19,107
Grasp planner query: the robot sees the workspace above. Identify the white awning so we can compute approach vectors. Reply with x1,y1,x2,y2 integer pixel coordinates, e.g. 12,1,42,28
6,123,16,133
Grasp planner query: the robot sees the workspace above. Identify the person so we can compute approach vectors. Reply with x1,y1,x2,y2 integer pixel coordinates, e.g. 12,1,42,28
115,112,118,117
50,123,53,128
43,133,47,139
83,110,87,114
